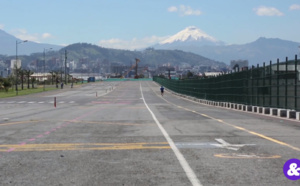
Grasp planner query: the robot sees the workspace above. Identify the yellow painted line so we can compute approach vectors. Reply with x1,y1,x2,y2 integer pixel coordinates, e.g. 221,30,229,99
0,120,41,126
214,153,281,159
0,142,170,152
150,84,300,152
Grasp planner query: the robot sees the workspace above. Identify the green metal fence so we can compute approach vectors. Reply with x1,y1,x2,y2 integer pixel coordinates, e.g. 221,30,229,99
154,55,300,111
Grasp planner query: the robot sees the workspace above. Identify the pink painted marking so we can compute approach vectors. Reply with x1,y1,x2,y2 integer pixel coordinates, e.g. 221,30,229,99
7,148,15,152
2,106,104,156
51,128,57,131
57,126,61,128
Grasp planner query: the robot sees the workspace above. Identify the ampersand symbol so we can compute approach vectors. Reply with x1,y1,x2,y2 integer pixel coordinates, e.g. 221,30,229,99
287,163,300,176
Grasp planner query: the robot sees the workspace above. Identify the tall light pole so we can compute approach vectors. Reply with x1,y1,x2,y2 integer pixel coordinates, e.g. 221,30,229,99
43,48,52,91
15,40,28,95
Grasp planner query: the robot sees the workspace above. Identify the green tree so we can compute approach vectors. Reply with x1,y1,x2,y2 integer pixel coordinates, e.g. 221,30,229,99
24,70,34,89
0,77,4,90
49,70,55,85
19,69,25,90
31,77,36,88
3,78,12,92
187,71,194,78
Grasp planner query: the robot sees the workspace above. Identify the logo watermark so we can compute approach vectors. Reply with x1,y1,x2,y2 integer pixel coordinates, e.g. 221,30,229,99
283,159,300,180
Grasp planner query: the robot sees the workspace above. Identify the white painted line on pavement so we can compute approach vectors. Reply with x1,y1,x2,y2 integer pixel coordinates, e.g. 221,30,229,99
214,138,256,151
140,83,202,186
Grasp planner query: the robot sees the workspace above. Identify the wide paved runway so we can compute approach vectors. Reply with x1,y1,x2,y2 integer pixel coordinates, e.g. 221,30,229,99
0,81,299,185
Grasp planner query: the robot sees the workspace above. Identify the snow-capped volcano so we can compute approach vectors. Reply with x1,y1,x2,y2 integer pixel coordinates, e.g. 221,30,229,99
159,26,223,45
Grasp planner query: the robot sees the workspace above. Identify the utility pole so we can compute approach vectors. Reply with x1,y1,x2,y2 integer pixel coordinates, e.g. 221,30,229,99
135,58,140,78
60,53,63,83
65,50,67,84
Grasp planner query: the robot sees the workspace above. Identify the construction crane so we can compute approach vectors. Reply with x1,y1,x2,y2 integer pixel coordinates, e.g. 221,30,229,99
122,58,140,78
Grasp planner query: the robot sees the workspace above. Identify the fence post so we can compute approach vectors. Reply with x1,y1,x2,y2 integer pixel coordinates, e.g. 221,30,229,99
269,60,272,107
285,57,288,109
295,55,298,111
257,64,259,106
263,62,265,106
246,68,249,105
251,66,254,105
277,59,279,108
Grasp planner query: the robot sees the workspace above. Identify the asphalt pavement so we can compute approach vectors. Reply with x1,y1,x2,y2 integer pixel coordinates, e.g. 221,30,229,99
0,80,299,186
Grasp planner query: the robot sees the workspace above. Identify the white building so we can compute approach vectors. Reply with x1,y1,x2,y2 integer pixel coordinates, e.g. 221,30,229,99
10,59,21,69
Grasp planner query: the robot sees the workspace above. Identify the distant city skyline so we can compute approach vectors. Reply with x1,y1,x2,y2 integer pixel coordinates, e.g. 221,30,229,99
0,0,299,50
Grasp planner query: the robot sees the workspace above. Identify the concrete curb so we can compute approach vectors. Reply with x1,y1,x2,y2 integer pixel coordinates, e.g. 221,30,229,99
164,88,300,122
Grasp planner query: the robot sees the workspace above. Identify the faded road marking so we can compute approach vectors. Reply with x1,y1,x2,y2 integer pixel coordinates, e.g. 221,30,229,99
0,120,41,126
215,153,281,159
153,85,300,152
141,83,203,186
0,142,170,152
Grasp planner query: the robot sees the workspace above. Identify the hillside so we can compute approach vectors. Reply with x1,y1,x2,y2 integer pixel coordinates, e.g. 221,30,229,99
0,43,228,72
61,43,227,68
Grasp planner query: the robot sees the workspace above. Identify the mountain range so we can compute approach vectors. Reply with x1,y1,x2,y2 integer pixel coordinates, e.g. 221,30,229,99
13,43,227,71
0,29,62,56
1,27,299,67
154,26,300,66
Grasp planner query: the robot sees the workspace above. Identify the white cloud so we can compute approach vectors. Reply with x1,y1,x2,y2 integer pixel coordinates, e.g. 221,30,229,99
168,5,202,16
290,4,300,10
98,36,169,50
0,24,4,29
254,6,283,16
12,29,40,43
10,29,53,43
42,33,52,39
168,6,178,12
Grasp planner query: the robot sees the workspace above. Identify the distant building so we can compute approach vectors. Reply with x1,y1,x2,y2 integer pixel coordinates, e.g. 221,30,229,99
31,73,52,81
164,70,177,79
69,60,76,70
204,72,222,77
10,59,21,69
8,59,21,75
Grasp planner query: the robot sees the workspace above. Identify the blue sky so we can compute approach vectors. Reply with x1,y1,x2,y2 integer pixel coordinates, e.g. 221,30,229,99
0,0,299,50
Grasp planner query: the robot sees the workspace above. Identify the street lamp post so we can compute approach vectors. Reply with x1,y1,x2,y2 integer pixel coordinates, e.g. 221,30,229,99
15,40,28,95
43,48,52,91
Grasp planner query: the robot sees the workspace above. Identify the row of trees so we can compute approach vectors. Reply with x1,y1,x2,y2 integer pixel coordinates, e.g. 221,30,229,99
0,67,36,92
0,66,77,92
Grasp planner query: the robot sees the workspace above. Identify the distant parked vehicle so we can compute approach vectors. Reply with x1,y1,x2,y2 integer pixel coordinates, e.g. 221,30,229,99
88,77,95,82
